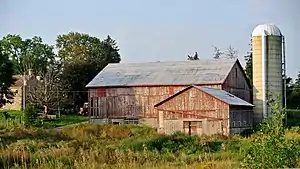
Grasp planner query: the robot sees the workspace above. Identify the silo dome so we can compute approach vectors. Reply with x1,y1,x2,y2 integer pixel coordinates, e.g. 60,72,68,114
252,23,282,36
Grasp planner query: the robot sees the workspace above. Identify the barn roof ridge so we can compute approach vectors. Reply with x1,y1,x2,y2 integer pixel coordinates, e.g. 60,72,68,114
86,58,239,88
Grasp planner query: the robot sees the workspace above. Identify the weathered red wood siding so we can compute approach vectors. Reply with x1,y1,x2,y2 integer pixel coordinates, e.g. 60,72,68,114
222,62,252,103
88,84,222,127
155,87,230,135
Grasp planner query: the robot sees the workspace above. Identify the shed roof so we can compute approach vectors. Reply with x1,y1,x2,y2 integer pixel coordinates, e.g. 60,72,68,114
195,86,253,106
86,58,239,88
154,85,253,107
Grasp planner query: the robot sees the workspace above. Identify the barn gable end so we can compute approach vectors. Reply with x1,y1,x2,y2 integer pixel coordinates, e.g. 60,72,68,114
222,60,252,103
154,86,253,136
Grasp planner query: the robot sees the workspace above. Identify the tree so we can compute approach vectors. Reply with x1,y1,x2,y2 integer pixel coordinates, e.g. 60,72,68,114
187,52,199,60
244,51,253,85
0,50,15,108
60,61,96,110
212,45,223,59
287,72,300,109
0,34,56,75
26,62,67,115
56,32,121,111
224,45,238,59
56,32,102,63
89,35,121,71
212,45,237,59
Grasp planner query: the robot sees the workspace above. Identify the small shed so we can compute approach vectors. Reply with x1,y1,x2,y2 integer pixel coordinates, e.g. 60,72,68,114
154,85,253,136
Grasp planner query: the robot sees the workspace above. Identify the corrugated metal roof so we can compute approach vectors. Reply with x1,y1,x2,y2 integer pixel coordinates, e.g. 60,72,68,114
196,86,253,106
86,58,238,87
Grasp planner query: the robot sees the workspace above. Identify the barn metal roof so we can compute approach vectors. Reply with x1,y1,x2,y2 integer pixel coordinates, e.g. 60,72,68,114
195,86,254,106
154,85,253,107
86,58,239,87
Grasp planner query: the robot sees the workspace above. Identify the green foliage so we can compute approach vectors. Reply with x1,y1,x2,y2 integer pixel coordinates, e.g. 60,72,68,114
0,34,56,75
42,115,88,129
241,97,300,168
244,52,252,85
0,50,15,108
287,72,300,109
1,123,300,169
23,104,41,126
287,109,300,126
56,32,121,111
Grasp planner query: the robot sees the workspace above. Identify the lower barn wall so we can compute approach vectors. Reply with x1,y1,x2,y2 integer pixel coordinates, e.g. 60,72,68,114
159,119,223,136
88,85,222,128
229,107,253,134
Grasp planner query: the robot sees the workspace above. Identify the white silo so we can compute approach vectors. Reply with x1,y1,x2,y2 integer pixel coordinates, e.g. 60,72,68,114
251,23,286,124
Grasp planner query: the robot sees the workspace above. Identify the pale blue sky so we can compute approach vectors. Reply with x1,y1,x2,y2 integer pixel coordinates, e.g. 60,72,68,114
1,0,299,79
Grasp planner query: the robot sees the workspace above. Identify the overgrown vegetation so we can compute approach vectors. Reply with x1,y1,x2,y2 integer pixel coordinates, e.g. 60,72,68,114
0,123,300,169
241,98,300,168
1,97,300,168
0,110,88,129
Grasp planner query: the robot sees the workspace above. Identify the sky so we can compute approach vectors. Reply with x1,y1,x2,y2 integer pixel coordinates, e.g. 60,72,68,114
1,0,299,79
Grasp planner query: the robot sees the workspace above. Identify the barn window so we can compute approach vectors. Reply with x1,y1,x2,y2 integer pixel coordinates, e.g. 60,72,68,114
197,121,203,128
243,121,247,126
97,88,106,97
238,121,241,127
169,87,174,95
235,68,238,78
232,121,236,127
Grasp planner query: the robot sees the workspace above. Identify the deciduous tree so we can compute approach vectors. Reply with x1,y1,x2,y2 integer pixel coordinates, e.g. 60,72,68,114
0,50,15,108
224,45,238,59
26,62,67,115
0,34,56,75
56,32,121,111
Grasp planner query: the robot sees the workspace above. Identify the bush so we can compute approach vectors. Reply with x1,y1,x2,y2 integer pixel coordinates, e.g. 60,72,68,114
24,104,41,127
241,97,300,168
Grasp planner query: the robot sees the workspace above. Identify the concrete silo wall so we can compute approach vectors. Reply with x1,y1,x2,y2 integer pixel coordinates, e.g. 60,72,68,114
267,36,283,103
252,35,283,124
252,36,264,123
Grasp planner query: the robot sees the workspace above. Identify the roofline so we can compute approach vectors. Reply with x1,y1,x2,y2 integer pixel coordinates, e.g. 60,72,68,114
221,58,251,88
86,82,224,89
154,85,194,107
194,85,254,107
222,59,252,89
154,85,254,107
221,58,238,83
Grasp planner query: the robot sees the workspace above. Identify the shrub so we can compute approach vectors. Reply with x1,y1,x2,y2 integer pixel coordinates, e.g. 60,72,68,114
241,96,300,168
24,104,41,127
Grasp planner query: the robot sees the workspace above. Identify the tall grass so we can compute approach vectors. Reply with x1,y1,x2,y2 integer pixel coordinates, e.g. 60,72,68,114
0,123,300,169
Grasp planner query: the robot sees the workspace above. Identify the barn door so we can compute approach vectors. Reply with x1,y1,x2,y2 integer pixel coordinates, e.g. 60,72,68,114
183,121,203,136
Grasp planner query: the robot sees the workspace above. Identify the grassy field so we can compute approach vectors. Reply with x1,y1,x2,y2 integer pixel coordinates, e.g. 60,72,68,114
0,108,300,168
0,110,88,129
0,123,300,169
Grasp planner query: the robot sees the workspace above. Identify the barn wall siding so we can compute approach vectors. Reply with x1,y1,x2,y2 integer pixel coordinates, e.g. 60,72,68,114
88,85,222,128
223,62,251,103
155,87,230,136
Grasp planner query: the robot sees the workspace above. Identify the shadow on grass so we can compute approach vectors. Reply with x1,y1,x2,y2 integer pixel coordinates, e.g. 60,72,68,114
0,127,71,147
42,115,88,129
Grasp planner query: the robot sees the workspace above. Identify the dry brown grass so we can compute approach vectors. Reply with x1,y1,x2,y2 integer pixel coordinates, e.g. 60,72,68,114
1,124,300,169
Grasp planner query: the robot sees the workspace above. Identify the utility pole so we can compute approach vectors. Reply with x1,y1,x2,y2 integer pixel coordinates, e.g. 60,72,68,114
22,71,26,110
22,71,26,124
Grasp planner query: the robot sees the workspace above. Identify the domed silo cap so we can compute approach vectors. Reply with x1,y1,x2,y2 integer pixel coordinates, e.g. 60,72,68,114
252,23,282,36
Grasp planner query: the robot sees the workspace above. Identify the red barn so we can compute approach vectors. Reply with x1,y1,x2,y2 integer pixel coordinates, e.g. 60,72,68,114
86,58,253,135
